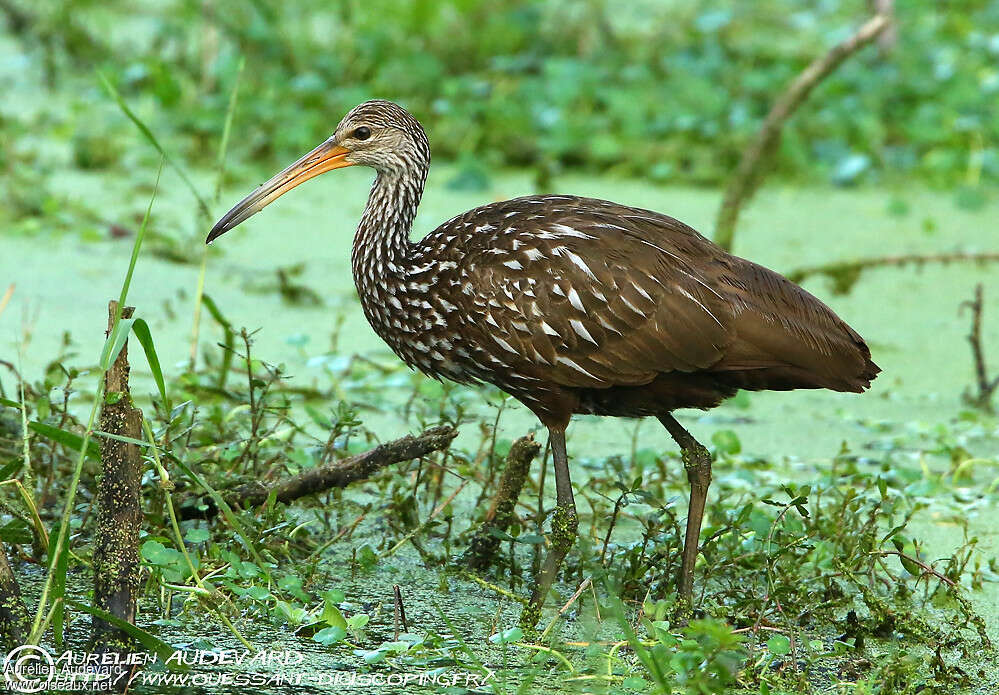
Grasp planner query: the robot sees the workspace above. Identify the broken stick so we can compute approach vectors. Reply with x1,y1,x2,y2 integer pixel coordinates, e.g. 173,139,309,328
180,425,457,520
461,435,540,571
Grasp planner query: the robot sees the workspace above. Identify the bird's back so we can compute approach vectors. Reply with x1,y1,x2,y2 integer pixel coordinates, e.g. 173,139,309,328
398,194,879,423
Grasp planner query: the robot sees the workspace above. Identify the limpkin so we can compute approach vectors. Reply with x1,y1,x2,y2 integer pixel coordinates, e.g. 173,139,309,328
208,100,879,623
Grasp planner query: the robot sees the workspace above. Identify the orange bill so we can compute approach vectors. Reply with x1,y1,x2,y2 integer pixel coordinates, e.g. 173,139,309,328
207,139,355,243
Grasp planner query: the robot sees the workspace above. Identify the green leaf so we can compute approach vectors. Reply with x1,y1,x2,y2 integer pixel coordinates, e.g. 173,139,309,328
201,294,232,329
92,430,148,447
489,627,523,644
0,459,22,482
184,528,211,544
361,649,385,664
898,554,923,577
245,585,271,601
346,614,369,630
711,430,741,455
0,518,32,544
0,397,21,409
313,626,347,646
322,601,348,631
766,634,791,656
96,317,168,405
140,540,173,564
356,543,377,570
623,676,648,691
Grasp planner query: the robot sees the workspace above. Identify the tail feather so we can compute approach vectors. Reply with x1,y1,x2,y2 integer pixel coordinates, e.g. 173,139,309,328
712,260,880,393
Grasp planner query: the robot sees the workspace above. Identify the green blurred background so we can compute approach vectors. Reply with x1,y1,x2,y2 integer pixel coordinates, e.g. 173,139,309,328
1,0,996,232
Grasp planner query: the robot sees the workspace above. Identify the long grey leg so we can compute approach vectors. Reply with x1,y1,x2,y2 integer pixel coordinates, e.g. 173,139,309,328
520,426,577,628
658,413,713,603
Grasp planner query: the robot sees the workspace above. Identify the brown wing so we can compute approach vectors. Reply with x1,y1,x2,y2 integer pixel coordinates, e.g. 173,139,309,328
431,194,877,400
443,196,736,390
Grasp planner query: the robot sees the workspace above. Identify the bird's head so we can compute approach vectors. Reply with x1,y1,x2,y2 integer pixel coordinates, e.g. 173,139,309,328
207,99,429,243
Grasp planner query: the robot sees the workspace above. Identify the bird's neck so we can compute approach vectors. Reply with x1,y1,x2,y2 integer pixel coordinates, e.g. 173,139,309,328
351,167,428,323
352,168,426,274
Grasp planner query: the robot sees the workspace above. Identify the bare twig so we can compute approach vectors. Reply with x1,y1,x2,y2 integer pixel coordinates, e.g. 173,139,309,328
961,284,999,412
538,577,593,642
872,550,956,588
179,426,457,519
714,14,890,251
785,252,999,295
393,584,408,640
871,0,897,52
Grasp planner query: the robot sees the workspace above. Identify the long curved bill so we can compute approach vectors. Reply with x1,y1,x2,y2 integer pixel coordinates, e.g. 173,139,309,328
206,139,355,243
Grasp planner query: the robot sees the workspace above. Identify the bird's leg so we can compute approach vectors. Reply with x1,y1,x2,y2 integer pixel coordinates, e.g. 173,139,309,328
520,426,577,629
657,413,713,606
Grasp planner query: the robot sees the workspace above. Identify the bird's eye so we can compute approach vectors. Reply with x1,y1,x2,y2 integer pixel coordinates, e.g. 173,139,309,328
353,126,371,141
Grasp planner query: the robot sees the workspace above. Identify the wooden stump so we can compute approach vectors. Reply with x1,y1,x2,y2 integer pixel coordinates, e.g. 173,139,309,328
91,302,144,687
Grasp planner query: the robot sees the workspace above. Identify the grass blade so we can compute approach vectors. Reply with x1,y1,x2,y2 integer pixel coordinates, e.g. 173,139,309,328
67,599,186,670
27,421,101,459
0,460,20,481
214,57,245,201
46,521,68,646
202,294,235,388
131,318,168,405
168,456,273,586
91,430,150,447
99,317,137,370
97,72,210,218
30,155,163,645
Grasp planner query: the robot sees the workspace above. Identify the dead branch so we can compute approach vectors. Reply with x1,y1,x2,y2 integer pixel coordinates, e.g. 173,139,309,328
460,434,540,570
92,302,144,678
179,425,457,519
961,284,999,412
714,14,890,251
871,0,897,52
785,252,999,295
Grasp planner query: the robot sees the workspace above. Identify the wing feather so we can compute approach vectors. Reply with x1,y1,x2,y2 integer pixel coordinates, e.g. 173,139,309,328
448,197,735,390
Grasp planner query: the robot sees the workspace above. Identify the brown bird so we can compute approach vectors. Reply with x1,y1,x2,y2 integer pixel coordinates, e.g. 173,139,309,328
208,99,879,624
